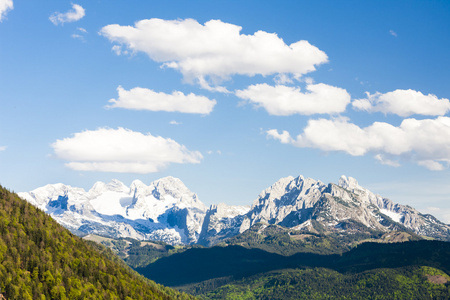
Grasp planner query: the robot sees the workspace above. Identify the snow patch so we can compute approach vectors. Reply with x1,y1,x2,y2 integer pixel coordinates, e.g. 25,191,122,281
380,209,402,223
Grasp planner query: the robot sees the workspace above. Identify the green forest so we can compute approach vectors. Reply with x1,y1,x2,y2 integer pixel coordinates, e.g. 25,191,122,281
199,266,450,299
0,185,193,300
1,182,450,299
136,238,450,299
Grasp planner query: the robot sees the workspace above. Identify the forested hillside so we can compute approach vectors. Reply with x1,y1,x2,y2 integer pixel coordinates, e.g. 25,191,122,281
137,240,450,298
0,185,193,299
199,266,450,299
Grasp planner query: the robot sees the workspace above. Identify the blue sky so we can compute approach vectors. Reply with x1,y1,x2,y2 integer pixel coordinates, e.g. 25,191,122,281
1,0,450,223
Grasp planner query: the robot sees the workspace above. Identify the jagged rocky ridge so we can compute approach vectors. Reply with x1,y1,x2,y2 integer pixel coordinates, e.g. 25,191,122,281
19,175,450,245
19,177,210,244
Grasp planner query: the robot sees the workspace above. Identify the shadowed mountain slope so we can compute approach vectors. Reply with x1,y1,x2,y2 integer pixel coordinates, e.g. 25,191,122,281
137,240,450,287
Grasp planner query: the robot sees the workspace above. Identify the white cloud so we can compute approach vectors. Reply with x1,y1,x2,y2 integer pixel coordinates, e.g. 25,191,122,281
417,160,445,171
106,86,216,114
389,30,397,37
51,128,202,173
353,89,450,117
267,130,294,144
49,3,85,25
111,45,128,56
71,34,86,42
236,83,350,116
169,120,182,125
72,27,87,41
374,154,400,167
0,0,12,21
100,18,328,88
268,116,450,170
274,74,294,85
0,146,6,151
207,150,222,155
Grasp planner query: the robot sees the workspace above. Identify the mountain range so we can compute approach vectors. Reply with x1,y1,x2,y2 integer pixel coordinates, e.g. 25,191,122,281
19,174,450,246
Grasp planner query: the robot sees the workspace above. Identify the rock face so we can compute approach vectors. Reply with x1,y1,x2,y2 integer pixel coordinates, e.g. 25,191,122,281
198,203,251,246
19,174,450,246
197,175,450,245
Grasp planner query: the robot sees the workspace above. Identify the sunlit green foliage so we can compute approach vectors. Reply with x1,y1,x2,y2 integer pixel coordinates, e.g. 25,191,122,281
0,185,194,299
199,266,450,299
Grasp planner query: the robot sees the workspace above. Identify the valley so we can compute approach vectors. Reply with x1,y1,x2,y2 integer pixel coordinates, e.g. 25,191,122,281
14,174,450,299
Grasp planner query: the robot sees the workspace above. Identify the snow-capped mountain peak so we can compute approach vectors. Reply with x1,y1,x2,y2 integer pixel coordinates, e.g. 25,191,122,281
253,176,295,207
130,179,146,191
19,174,450,246
19,177,207,245
150,176,190,198
338,175,362,191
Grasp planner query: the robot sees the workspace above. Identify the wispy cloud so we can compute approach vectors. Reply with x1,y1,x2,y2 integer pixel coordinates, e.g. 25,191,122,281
389,29,398,37
106,86,216,114
207,150,222,155
0,0,13,22
52,128,203,173
374,154,400,167
50,3,85,26
100,18,328,90
169,120,182,125
71,27,88,41
0,146,6,151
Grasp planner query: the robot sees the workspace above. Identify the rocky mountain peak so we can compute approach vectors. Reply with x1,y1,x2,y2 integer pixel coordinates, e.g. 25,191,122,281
252,176,295,207
106,179,129,192
150,176,191,199
88,179,129,197
130,179,146,191
338,175,362,191
89,181,106,195
19,174,450,246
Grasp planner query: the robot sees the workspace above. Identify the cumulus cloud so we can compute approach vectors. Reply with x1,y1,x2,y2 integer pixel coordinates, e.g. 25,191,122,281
274,74,294,85
49,3,85,25
236,83,350,116
100,18,328,88
267,130,294,144
106,86,216,114
267,116,450,170
51,128,202,173
353,89,450,117
0,0,12,21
